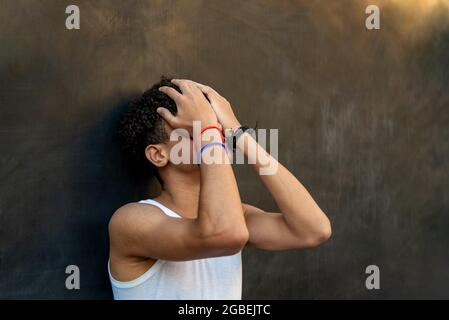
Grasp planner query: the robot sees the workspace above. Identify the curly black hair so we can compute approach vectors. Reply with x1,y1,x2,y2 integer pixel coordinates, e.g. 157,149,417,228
118,77,181,185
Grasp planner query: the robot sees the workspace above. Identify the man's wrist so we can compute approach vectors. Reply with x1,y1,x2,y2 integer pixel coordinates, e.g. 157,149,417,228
226,120,242,132
199,130,223,149
226,124,253,151
202,130,222,141
197,132,229,165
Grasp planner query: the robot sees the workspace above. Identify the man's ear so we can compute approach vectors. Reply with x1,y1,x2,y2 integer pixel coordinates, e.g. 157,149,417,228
145,144,169,168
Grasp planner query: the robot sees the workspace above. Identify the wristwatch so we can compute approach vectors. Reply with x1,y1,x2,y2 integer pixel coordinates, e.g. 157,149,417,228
228,125,250,151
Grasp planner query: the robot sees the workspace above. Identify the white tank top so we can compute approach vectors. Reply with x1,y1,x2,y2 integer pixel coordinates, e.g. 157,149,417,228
108,199,242,300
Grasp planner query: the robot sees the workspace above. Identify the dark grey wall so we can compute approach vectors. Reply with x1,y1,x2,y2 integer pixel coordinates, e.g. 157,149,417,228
0,0,448,299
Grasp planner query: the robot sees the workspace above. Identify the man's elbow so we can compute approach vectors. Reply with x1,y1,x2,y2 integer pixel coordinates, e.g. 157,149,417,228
304,218,332,248
220,227,250,255
198,218,249,256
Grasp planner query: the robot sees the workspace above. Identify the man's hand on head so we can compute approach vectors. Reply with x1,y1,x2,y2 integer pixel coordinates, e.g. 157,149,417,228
157,79,218,136
191,81,241,131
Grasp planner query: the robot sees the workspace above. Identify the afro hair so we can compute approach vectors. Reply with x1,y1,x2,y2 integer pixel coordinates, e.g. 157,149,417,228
118,77,181,184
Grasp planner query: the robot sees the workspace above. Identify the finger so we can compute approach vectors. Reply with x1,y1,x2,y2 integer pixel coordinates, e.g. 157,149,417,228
156,107,178,127
191,81,216,94
170,79,194,94
159,86,183,103
192,82,222,102
173,79,207,99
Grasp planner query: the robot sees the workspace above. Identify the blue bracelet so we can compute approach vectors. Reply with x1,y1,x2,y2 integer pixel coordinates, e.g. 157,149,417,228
196,142,228,165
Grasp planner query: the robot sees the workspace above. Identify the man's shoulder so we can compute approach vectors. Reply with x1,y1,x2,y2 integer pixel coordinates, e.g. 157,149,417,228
108,201,164,236
114,201,150,214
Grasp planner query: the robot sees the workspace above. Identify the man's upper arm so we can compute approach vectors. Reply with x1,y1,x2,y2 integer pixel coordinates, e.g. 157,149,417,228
243,203,314,250
109,203,243,261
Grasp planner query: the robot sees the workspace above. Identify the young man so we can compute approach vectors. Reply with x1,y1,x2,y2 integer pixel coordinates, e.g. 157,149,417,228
108,78,331,299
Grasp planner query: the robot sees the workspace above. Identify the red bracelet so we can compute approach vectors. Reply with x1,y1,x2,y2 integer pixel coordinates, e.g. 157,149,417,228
200,125,225,143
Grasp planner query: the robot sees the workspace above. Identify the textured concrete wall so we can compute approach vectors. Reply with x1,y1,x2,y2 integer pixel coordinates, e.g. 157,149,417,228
0,0,448,299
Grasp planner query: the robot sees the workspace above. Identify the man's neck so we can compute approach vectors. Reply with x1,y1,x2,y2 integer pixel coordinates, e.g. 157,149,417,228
155,168,200,219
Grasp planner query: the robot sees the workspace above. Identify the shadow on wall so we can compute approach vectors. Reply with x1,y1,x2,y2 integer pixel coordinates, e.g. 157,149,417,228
63,95,159,299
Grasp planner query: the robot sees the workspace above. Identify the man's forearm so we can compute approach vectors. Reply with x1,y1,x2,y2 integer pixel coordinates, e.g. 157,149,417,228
197,131,247,239
236,132,331,240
